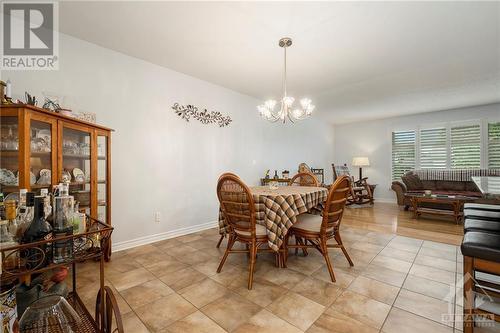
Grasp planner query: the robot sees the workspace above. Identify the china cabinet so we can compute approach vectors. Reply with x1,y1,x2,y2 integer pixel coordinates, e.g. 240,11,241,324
0,104,113,256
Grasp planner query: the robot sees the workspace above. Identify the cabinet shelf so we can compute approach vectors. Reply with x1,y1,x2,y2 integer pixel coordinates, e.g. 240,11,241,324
63,154,106,160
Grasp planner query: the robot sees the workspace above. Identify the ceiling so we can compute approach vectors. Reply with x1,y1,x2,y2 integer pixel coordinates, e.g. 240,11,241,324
59,1,500,124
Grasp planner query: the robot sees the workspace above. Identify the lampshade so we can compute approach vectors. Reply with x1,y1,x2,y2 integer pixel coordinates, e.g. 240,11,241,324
352,157,370,167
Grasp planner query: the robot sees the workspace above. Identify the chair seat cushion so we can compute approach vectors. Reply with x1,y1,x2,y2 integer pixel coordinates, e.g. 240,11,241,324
461,231,500,263
464,203,500,211
464,218,500,234
234,223,267,237
464,208,500,221
291,214,333,233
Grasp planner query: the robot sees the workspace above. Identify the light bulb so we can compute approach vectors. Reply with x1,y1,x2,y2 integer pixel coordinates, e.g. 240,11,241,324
282,96,295,107
300,98,311,109
265,100,276,110
292,109,302,118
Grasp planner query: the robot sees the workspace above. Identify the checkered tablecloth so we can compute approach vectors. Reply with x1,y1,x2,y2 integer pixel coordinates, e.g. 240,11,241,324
218,186,328,251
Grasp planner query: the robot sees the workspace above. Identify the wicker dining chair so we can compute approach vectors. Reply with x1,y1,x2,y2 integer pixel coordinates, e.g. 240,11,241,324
289,172,319,187
216,173,278,289
284,175,353,282
216,172,239,248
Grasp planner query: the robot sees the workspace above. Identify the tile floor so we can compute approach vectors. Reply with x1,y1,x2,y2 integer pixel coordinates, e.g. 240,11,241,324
74,226,499,333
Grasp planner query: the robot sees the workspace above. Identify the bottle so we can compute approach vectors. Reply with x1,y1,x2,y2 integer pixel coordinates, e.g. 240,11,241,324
4,200,18,241
21,196,52,264
0,209,19,271
52,192,74,263
17,192,35,239
40,188,52,219
274,170,279,179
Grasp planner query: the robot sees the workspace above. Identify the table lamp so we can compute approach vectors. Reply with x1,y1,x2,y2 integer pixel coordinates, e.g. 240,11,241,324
352,157,370,181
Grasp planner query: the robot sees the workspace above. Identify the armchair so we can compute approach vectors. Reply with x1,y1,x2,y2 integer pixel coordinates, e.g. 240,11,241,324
332,164,374,205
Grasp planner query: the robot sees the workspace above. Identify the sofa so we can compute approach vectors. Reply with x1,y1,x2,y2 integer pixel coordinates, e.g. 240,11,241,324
392,169,500,209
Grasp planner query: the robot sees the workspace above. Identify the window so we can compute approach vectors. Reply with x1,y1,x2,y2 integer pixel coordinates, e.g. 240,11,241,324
419,127,447,169
450,124,481,169
392,130,416,179
489,122,500,168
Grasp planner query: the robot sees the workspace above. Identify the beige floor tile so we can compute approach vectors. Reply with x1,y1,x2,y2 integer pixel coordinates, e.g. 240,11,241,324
120,279,174,309
191,258,229,277
162,310,226,333
314,267,357,288
419,247,456,261
135,251,174,267
379,247,417,263
371,255,413,273
361,264,407,287
327,290,391,329
256,266,308,289
292,276,343,306
349,241,385,254
231,277,288,307
104,256,142,273
267,291,325,331
146,258,190,277
403,275,455,301
409,263,456,285
415,254,457,272
382,307,454,333
124,244,158,257
175,233,204,243
311,312,378,333
179,278,229,308
134,293,197,332
159,267,207,291
201,292,262,332
121,311,151,333
210,265,249,287
176,251,215,265
108,267,156,291
285,254,326,274
362,232,395,246
386,241,421,253
233,309,303,333
394,289,454,327
348,275,400,305
422,240,457,253
163,244,198,257
184,238,218,251
151,238,183,250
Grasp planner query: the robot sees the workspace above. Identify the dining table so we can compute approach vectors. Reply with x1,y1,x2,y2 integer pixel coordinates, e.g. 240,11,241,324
218,185,329,252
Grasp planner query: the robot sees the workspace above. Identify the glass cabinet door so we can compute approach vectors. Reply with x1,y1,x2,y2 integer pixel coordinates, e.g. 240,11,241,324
61,125,92,215
96,133,109,223
29,116,56,194
0,115,19,196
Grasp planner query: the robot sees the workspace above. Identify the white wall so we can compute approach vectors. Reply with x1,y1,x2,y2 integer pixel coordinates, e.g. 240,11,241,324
333,103,500,201
3,33,334,249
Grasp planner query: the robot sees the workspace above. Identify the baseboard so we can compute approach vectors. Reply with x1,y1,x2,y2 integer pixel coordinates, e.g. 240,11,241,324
112,220,219,252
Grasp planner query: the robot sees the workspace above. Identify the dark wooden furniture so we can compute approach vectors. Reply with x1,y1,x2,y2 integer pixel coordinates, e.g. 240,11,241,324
0,104,113,259
409,194,477,224
332,163,374,205
216,173,279,289
289,172,319,187
284,175,353,282
0,216,121,332
461,203,500,333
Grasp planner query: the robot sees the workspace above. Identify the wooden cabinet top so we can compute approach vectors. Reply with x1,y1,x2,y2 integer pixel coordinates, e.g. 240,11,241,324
1,104,114,132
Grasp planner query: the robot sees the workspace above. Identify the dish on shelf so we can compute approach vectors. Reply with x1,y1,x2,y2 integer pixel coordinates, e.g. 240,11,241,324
73,168,85,182
0,168,17,185
37,169,51,185
62,170,72,182
4,192,19,203
30,171,36,185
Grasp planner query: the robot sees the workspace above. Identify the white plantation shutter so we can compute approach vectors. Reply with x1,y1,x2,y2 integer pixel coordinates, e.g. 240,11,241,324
419,127,447,169
489,122,500,168
450,124,481,169
392,130,416,180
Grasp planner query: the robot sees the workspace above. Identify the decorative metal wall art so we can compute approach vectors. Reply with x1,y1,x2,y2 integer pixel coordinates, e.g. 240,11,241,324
172,103,232,127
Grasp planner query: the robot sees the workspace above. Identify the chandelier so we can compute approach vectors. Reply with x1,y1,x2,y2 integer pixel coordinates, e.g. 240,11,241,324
257,37,315,123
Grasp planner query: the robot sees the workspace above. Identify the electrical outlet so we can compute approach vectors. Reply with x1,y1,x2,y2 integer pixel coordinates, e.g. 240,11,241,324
155,212,161,223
